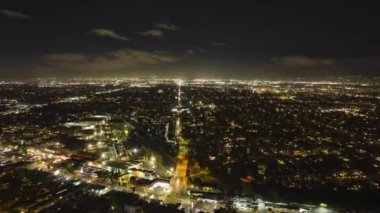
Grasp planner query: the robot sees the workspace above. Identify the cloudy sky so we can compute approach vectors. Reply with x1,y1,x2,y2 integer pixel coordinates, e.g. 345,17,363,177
0,0,379,79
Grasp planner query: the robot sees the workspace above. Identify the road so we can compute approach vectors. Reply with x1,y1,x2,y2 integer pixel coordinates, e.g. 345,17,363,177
170,82,189,193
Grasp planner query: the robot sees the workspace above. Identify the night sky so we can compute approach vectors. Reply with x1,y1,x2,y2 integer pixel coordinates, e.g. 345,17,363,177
0,1,379,79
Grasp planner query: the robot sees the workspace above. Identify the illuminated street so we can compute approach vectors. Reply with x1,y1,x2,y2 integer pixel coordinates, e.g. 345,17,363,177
170,83,189,192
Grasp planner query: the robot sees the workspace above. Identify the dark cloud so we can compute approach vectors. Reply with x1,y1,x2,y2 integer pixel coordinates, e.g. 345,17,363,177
272,56,334,68
155,21,177,30
211,42,227,47
138,29,164,38
89,28,129,41
0,9,31,19
35,49,179,77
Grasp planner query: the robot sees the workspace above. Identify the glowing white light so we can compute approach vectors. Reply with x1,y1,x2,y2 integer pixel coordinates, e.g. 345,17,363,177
54,169,60,176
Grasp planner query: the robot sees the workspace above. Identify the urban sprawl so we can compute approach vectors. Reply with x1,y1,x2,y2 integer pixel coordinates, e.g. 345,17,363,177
0,77,379,212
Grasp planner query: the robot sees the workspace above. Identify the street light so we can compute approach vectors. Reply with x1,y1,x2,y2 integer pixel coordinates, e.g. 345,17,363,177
150,156,156,163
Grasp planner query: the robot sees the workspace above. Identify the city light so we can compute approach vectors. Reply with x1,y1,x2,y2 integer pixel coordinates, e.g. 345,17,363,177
0,78,377,212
